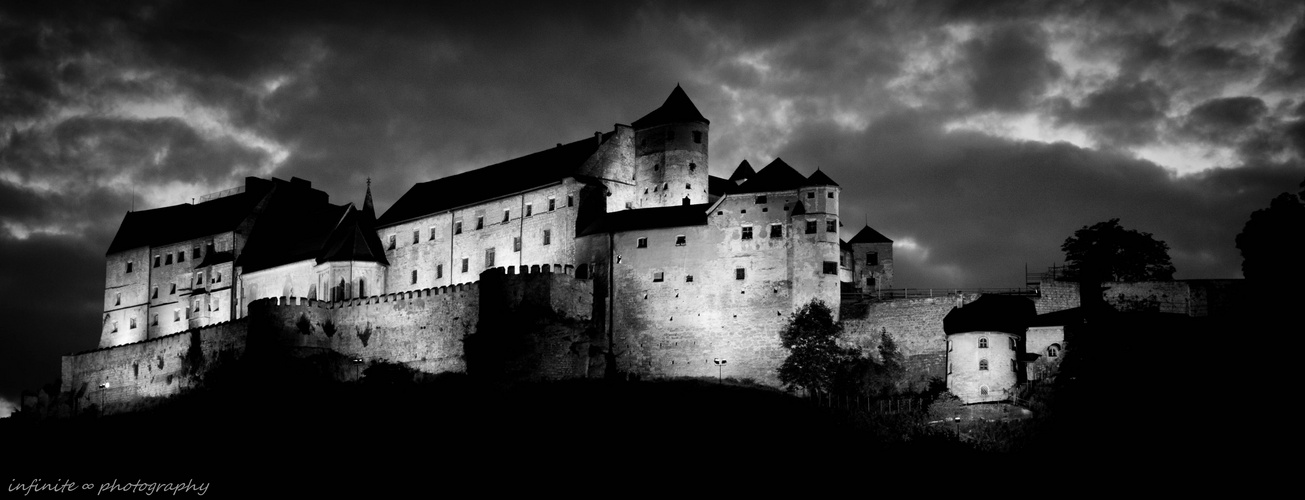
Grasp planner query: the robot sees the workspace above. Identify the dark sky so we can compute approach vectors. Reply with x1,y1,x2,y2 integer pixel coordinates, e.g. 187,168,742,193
2,0,1303,410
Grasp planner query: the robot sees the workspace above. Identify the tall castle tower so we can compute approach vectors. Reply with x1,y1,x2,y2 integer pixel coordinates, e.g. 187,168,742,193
631,84,709,208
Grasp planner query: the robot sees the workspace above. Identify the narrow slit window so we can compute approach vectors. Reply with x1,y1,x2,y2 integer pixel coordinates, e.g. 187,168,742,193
476,216,484,230
411,270,418,284
437,264,443,279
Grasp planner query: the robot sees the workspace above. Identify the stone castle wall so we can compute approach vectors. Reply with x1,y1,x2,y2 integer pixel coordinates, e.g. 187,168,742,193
842,294,977,382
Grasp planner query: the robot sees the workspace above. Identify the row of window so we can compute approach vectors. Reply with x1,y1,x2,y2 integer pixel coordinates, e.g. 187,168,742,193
109,302,218,333
143,272,223,300
391,210,566,250
755,193,834,205
949,359,1019,372
639,130,704,147
137,242,217,271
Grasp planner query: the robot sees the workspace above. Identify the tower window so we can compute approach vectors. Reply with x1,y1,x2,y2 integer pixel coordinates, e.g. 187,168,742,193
828,192,834,199
476,216,484,230
485,248,495,268
503,209,510,223
151,314,158,326
979,338,988,349
413,230,419,244
867,252,879,265
735,268,746,280
567,195,574,207
806,220,817,234
192,246,200,259
152,287,158,299
549,198,555,211
130,317,136,329
756,195,767,204
686,275,694,282
437,264,443,279
693,131,702,143
412,270,418,284
543,229,551,246
1048,344,1060,358
514,237,522,252
823,262,837,275
770,224,783,238
526,204,533,217
1009,337,1017,350
625,201,634,209
675,235,686,246
112,321,118,333
174,310,180,322
177,251,184,263
654,164,659,171
115,293,121,306
686,183,692,189
1012,359,1018,372
741,226,753,240
388,235,396,250
653,271,664,282
126,261,133,273
979,359,988,371
807,192,815,199
165,254,172,265
689,162,696,172
215,272,221,283
430,227,437,240
637,237,648,248
461,258,469,273
455,221,463,234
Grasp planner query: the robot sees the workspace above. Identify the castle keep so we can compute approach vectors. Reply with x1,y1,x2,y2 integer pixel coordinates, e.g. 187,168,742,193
69,86,901,412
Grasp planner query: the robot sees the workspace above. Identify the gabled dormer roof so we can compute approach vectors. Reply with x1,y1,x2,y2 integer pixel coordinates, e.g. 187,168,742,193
733,157,808,194
318,206,389,266
632,84,709,128
806,168,839,187
848,225,893,244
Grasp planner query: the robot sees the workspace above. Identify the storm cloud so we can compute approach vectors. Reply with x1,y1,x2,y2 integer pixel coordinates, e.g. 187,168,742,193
2,0,1303,402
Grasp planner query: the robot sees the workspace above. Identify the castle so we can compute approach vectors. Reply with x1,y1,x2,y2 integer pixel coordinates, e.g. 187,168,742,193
69,86,901,412
59,86,1245,414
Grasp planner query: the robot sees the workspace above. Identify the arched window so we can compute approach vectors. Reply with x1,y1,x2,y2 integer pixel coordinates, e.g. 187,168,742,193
1048,344,1060,358
979,338,988,349
979,359,988,371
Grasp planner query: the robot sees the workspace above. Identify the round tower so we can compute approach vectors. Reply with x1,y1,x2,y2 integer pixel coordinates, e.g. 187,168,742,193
942,295,1035,404
632,85,709,208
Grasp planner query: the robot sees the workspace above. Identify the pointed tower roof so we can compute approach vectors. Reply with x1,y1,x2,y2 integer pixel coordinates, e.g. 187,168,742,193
805,168,839,187
362,177,376,221
848,224,893,244
728,160,755,183
734,157,808,193
632,84,709,128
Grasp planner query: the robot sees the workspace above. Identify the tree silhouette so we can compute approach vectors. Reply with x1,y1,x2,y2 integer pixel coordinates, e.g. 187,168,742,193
1061,219,1176,282
1235,179,1305,284
778,300,857,394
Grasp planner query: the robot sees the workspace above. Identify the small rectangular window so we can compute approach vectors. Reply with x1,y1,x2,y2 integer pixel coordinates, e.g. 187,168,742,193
823,262,837,275
741,226,753,240
514,237,522,252
170,283,176,294
413,230,419,244
437,264,443,279
543,229,551,245
165,254,173,265
174,309,180,322
735,268,746,280
461,258,469,273
388,235,396,250
411,270,418,284
126,261,133,273
152,314,158,326
693,131,702,143
685,275,694,282
625,201,633,209
215,272,221,283
130,317,136,329
675,235,686,246
567,195,574,207
807,192,815,199
755,195,767,204
770,224,783,238
549,198,556,211
526,204,532,217
193,246,200,259
476,216,484,230
503,209,510,223
867,252,878,266
430,227,437,240
152,286,158,299
115,293,121,306
485,248,495,268
177,251,184,263
455,221,463,234
826,220,836,232
197,274,204,285
653,271,664,282
828,192,834,199
637,237,647,248
112,321,118,333
806,220,817,234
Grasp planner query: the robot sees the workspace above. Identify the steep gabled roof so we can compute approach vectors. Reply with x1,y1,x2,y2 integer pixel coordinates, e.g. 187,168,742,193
728,160,755,182
318,206,389,265
236,190,350,273
579,203,711,236
708,175,735,196
943,295,1037,335
733,157,809,194
806,168,839,187
106,181,269,254
848,225,893,244
631,85,709,128
376,132,608,227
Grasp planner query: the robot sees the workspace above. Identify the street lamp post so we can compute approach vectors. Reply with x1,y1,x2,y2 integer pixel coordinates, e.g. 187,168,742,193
713,358,727,383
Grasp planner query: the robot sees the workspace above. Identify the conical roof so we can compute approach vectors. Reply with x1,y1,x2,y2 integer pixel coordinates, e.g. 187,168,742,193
806,168,839,187
733,157,808,193
632,84,709,128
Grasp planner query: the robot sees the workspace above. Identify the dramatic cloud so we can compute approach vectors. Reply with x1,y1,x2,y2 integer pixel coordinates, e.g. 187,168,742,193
2,0,1304,401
